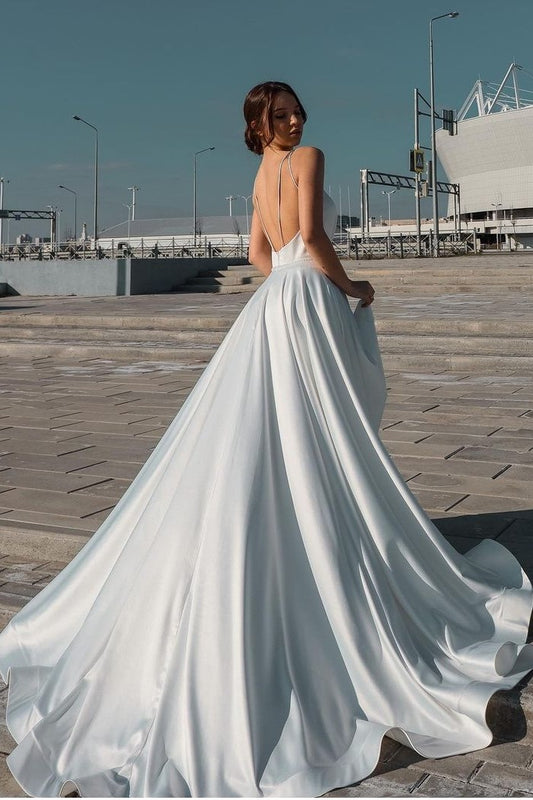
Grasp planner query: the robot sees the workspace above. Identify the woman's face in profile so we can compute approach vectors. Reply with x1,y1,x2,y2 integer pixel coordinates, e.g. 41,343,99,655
268,90,304,150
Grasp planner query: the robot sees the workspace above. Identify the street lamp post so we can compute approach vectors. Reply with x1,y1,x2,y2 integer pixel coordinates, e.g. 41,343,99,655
193,147,215,247
58,184,78,242
122,203,133,240
225,195,236,216
430,11,459,257
0,177,9,255
46,205,58,248
382,189,397,228
128,185,140,221
73,115,99,251
491,202,502,250
239,194,251,236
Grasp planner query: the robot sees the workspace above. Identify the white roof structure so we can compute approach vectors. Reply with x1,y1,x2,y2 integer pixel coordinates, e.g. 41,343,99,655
437,63,533,217
100,215,249,239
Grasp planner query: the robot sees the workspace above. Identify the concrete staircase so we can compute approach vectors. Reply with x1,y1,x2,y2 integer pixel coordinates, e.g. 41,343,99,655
179,267,264,293
0,261,531,372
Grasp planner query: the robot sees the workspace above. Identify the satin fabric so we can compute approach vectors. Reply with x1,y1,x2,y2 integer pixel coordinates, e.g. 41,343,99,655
0,191,532,797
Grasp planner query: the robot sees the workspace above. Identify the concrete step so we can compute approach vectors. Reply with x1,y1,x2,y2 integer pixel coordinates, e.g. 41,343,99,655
178,282,258,294
1,328,530,354
381,352,533,372
0,339,531,373
379,333,533,356
202,268,260,279
0,313,530,339
0,314,232,332
191,275,254,286
0,340,218,361
0,325,227,345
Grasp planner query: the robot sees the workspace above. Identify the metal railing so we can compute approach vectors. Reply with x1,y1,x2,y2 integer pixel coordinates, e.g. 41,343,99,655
350,231,477,259
0,236,251,261
0,231,478,262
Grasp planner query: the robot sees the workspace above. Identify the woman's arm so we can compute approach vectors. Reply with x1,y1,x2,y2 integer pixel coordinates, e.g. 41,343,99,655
248,208,272,277
295,147,374,305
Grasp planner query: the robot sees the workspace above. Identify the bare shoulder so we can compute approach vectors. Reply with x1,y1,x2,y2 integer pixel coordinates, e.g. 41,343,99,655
292,146,324,167
291,147,325,186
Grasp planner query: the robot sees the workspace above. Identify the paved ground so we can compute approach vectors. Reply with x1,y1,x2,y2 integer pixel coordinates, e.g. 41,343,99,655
0,253,531,796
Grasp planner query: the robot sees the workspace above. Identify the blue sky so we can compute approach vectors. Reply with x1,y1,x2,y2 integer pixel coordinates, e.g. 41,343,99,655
2,0,533,238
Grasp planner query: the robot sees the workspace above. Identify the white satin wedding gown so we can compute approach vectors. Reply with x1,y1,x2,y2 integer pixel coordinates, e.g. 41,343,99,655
0,150,532,798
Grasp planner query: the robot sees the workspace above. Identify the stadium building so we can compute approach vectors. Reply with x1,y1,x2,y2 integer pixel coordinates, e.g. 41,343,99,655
437,62,533,249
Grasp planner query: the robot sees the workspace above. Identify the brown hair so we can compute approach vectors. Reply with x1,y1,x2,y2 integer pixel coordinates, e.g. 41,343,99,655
243,81,307,155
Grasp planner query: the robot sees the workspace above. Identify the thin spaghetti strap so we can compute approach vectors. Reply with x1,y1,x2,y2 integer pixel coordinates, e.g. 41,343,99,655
276,150,293,247
253,191,275,251
287,150,298,188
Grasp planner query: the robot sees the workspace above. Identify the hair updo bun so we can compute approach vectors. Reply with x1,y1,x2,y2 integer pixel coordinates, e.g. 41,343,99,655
243,81,307,155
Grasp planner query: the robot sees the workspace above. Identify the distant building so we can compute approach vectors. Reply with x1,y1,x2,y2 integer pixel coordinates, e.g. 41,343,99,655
97,215,250,254
437,63,533,248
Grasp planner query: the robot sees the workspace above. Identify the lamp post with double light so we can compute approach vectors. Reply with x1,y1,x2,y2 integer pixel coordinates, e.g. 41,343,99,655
429,11,459,257
73,115,99,251
58,184,78,242
128,185,140,221
239,194,251,236
193,147,215,247
0,177,9,254
382,189,397,229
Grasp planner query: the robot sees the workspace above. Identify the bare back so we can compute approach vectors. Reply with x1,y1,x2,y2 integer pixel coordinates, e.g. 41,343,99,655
253,150,300,253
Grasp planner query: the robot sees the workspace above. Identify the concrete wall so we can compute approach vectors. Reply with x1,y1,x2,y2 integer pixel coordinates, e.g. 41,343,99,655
0,257,247,297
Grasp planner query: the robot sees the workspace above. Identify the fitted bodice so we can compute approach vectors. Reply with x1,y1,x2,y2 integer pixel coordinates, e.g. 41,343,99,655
253,149,338,269
271,190,337,268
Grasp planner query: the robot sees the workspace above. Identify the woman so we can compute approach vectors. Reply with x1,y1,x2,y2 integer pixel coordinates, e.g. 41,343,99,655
0,81,531,798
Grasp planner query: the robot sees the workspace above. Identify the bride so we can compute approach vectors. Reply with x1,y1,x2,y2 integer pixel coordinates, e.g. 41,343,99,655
0,80,531,798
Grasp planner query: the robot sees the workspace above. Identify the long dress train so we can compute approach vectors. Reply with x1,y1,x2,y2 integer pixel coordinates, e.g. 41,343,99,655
0,153,532,797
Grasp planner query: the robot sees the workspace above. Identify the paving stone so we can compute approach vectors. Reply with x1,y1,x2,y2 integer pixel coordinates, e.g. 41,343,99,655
451,447,533,466
384,441,468,459
450,495,533,515
0,508,102,533
355,767,428,794
0,723,15,756
412,774,497,796
0,488,114,518
392,455,506,480
0,468,110,494
408,472,533,500
470,762,533,793
408,487,468,513
406,754,478,782
0,581,41,599
504,465,533,483
0,453,107,474
472,740,533,768
393,420,503,437
71,461,143,480
433,513,515,540
498,519,533,541
0,754,26,796
0,439,94,457
0,428,84,443
70,478,132,499
380,429,433,444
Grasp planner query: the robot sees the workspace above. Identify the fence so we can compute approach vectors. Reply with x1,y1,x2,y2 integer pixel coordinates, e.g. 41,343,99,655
0,236,250,261
1,231,478,262
350,231,478,259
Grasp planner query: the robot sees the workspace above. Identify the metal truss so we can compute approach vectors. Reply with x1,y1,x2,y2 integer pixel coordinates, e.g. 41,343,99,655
359,169,462,254
363,170,457,195
0,209,55,220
